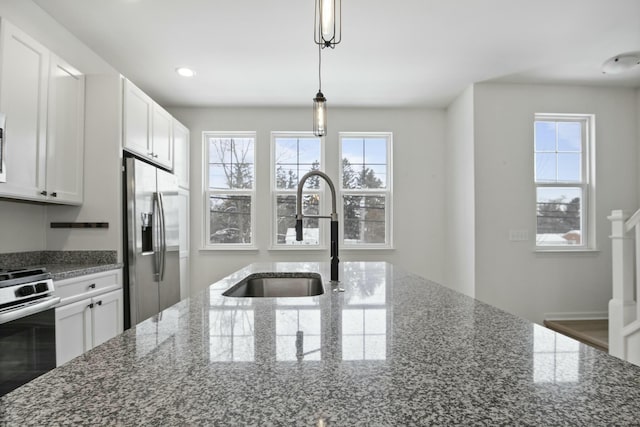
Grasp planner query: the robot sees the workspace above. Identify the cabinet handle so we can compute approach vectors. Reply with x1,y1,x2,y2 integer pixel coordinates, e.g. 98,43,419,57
88,303,94,309
88,283,96,289
96,300,102,306
153,154,159,158
40,190,48,196
51,192,57,197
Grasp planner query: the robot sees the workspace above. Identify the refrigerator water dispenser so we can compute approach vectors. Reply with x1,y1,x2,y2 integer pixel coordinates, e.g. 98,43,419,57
141,212,153,253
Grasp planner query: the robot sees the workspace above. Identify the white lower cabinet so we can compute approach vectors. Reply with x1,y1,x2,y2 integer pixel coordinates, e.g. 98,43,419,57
55,298,91,365
54,270,123,366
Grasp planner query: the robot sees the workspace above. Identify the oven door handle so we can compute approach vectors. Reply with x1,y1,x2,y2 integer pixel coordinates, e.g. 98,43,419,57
0,296,61,325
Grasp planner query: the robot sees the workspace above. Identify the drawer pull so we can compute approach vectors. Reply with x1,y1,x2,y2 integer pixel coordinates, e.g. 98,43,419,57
96,300,102,306
88,283,96,289
87,303,94,309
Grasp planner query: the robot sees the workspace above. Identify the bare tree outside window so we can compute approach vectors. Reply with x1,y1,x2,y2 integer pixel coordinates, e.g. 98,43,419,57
207,135,255,245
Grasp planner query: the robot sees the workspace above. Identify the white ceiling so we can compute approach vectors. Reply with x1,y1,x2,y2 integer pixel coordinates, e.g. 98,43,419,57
34,0,640,108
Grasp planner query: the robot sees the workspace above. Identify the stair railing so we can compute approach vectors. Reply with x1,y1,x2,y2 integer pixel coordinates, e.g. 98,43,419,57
609,209,640,366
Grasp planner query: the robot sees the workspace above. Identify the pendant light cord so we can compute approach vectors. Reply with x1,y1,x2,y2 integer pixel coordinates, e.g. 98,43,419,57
318,43,322,92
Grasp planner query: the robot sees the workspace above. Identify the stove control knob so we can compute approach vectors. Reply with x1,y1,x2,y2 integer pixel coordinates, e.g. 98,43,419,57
16,286,35,297
35,283,49,293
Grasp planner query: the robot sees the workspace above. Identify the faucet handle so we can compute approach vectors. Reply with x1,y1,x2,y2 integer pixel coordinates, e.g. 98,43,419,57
295,218,303,241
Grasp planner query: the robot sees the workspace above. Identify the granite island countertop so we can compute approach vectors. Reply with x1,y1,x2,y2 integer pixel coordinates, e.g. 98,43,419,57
1,262,640,425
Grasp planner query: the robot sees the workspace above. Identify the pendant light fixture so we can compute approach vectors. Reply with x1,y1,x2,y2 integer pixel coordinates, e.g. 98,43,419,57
313,44,327,137
314,0,341,49
601,53,640,74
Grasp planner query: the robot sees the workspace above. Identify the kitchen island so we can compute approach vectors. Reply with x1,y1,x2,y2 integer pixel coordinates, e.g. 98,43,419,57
1,262,640,425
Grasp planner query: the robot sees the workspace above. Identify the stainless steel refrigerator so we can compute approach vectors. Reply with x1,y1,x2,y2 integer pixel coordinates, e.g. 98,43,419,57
124,156,180,328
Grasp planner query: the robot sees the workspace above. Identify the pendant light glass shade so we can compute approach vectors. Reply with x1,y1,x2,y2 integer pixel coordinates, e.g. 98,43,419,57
314,0,341,48
313,91,327,137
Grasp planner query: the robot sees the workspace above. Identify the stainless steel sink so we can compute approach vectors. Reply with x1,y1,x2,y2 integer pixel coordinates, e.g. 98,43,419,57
222,273,324,298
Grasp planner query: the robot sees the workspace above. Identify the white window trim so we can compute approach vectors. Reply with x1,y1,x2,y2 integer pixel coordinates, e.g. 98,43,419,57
269,131,327,250
534,114,596,252
201,131,257,251
339,131,394,250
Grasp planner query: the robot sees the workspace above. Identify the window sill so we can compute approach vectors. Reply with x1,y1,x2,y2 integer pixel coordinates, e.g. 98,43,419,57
342,245,395,251
199,246,259,252
268,246,328,251
534,247,599,254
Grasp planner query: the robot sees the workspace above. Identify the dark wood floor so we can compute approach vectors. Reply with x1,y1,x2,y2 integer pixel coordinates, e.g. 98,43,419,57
543,319,608,352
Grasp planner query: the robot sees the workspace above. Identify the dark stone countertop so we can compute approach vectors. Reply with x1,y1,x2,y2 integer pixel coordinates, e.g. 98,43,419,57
45,262,123,280
1,262,640,426
0,250,122,280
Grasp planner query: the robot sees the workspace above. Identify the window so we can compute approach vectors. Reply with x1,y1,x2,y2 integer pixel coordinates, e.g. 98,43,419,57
340,132,392,248
203,132,256,249
271,133,324,248
534,114,594,249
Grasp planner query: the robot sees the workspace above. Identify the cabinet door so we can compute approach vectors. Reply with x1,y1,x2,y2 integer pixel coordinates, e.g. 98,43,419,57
179,256,189,300
123,79,152,159
173,119,189,189
55,298,92,366
0,19,49,201
92,289,123,348
178,188,189,257
152,104,173,169
178,188,189,300
46,54,85,205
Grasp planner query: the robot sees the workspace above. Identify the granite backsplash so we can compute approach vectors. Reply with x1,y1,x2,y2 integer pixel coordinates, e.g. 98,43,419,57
0,251,117,269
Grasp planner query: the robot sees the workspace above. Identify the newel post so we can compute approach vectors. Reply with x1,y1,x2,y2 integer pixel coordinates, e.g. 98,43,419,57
608,210,636,360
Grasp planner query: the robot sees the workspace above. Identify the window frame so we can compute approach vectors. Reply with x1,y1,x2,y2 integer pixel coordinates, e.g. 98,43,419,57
202,131,257,250
339,132,393,250
534,114,595,251
270,132,326,250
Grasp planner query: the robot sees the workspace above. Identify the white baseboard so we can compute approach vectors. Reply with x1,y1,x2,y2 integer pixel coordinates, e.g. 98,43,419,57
544,311,608,321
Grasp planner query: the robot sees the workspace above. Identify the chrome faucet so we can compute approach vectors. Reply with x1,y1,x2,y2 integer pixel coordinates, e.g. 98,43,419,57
295,170,339,283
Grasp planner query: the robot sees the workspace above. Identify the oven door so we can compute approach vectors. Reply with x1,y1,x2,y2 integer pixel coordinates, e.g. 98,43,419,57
0,296,59,397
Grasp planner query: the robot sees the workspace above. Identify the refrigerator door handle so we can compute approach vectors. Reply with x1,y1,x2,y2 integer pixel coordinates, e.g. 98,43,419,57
153,192,162,277
158,191,167,281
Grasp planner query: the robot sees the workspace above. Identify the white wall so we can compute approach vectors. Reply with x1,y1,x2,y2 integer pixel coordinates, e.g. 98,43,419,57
638,88,640,200
169,106,446,293
0,0,116,75
0,0,121,255
473,83,638,323
0,201,45,252
444,85,475,297
45,75,123,257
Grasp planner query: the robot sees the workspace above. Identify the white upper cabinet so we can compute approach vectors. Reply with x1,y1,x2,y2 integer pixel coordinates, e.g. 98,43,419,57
0,18,49,200
123,78,174,170
46,54,85,204
0,18,85,205
122,79,152,159
152,103,173,168
173,119,189,189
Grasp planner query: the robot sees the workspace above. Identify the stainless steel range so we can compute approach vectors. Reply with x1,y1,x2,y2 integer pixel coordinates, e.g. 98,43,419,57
0,267,60,397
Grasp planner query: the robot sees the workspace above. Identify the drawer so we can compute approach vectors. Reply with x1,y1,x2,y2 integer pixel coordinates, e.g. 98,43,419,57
55,270,121,302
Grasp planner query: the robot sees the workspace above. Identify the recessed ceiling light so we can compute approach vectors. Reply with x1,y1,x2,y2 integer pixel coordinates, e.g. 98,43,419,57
175,67,196,77
601,54,640,74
